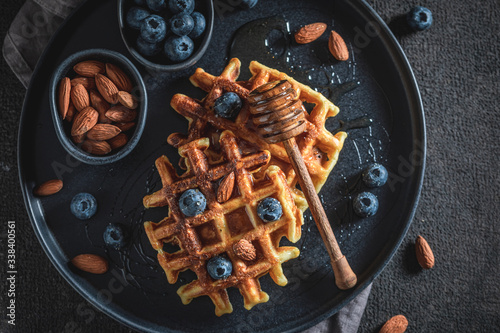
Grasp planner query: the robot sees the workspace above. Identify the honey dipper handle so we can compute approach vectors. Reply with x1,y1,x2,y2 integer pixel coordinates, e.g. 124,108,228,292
283,138,357,290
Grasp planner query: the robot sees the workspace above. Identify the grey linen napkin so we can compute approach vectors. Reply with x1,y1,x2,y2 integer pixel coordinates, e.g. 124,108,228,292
2,1,373,332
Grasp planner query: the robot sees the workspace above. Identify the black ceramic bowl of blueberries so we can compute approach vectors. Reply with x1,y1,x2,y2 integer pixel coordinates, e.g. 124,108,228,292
118,0,215,71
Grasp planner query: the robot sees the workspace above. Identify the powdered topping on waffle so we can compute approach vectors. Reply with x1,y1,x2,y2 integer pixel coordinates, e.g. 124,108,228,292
168,58,347,211
143,130,303,316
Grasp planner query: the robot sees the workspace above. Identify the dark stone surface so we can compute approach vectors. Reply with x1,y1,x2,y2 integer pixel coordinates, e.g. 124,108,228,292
0,0,499,332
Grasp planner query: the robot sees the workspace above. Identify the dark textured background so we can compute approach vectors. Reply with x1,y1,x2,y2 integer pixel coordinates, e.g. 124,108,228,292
1,0,499,332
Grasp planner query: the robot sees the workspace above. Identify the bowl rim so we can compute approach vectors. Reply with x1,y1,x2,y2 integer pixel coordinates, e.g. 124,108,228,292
49,48,148,165
117,0,215,72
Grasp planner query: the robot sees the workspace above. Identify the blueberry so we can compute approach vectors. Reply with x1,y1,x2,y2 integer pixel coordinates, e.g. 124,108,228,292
179,189,206,216
353,192,379,217
169,13,194,36
168,0,194,14
133,0,146,5
70,193,97,220
207,256,232,280
189,12,206,39
126,7,150,30
257,197,282,222
240,0,258,9
213,92,242,119
136,36,162,57
407,6,433,31
164,35,194,62
362,163,388,188
140,15,167,43
103,224,127,249
146,0,167,12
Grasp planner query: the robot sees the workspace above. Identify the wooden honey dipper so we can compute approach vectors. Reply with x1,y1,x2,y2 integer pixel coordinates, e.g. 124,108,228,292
248,80,357,290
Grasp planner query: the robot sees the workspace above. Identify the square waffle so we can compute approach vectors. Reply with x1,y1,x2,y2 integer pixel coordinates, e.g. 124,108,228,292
143,130,303,316
168,58,347,211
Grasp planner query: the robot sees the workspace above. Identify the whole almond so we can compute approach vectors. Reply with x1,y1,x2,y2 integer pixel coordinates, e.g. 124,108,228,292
71,83,90,111
415,235,435,269
72,134,86,144
66,102,76,122
81,140,112,155
105,106,137,122
380,315,408,333
328,30,349,61
115,122,135,132
95,74,119,104
295,23,327,44
108,133,128,150
71,254,108,274
106,63,133,92
89,90,111,124
217,172,235,203
33,179,63,196
87,124,121,141
73,60,105,77
233,239,256,261
71,106,98,136
117,91,138,109
58,77,71,119
71,76,96,90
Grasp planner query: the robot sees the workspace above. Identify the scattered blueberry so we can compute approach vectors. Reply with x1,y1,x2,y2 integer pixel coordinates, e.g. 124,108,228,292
146,0,167,12
170,13,194,36
168,0,194,14
213,92,242,119
362,163,388,188
257,197,283,222
126,7,150,30
407,6,433,31
103,224,127,249
353,192,379,217
140,15,167,43
136,36,162,56
70,193,97,220
240,0,258,9
164,35,194,62
207,256,232,280
134,0,146,5
188,12,206,38
179,189,206,216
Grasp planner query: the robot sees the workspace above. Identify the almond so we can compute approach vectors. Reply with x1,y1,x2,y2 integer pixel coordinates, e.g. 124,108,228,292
233,239,256,261
117,91,138,109
95,74,119,104
71,254,108,274
33,179,63,196
86,124,121,141
89,90,111,124
108,133,128,150
105,106,137,122
115,122,135,132
71,76,96,90
415,235,435,269
295,23,327,44
71,106,98,136
105,63,133,92
72,134,86,144
379,315,408,333
81,140,112,155
71,83,90,111
66,102,76,122
58,77,71,119
73,60,105,77
328,30,349,61
217,172,235,203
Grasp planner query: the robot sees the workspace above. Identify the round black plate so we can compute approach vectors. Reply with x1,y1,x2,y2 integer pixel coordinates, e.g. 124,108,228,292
18,0,425,332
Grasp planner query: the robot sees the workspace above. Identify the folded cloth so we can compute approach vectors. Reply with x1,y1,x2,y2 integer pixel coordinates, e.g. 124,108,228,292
2,1,373,332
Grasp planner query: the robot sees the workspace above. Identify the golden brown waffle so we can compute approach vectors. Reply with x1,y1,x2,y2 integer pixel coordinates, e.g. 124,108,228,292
168,58,347,211
143,130,303,316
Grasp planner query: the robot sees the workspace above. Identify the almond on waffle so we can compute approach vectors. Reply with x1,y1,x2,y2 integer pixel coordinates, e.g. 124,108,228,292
168,58,347,211
143,130,303,316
